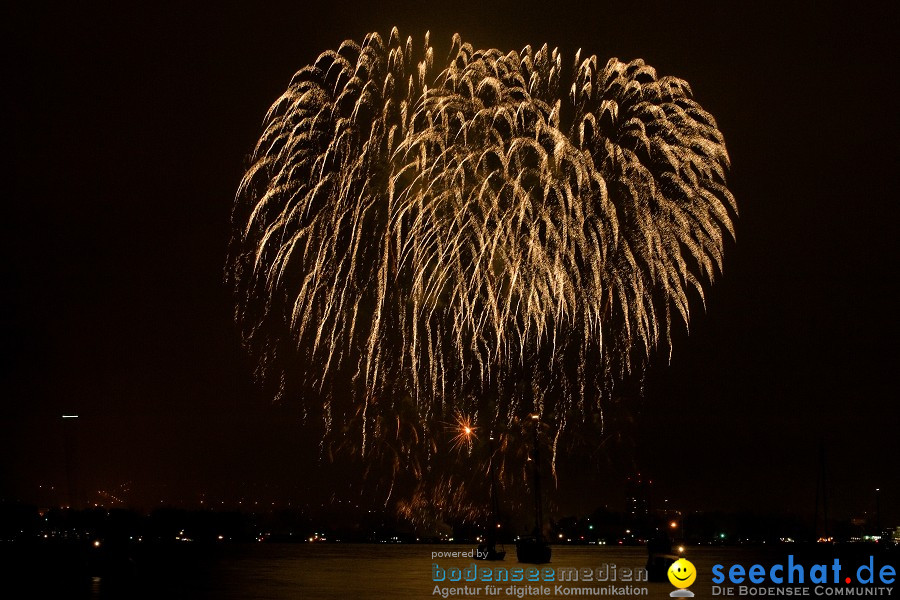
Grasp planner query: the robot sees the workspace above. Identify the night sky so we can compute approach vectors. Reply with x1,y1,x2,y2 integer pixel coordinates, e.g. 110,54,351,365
3,2,898,525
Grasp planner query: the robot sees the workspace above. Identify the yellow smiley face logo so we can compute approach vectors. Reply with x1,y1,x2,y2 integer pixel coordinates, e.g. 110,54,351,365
668,558,697,589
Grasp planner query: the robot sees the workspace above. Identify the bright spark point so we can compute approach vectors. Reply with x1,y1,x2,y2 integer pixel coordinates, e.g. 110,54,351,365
449,413,478,454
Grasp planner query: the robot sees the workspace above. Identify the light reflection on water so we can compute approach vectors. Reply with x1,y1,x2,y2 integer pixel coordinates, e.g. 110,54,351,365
183,544,756,600
16,539,893,598
61,542,896,599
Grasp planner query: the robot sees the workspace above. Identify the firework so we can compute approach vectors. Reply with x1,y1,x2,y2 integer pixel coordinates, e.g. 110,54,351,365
227,28,735,517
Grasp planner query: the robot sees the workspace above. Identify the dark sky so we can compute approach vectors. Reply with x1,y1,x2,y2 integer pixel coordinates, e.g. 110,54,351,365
3,1,898,525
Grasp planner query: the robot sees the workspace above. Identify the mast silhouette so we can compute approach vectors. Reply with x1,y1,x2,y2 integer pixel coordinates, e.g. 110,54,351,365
477,433,506,560
531,416,544,539
515,413,551,563
814,442,830,541
489,435,502,534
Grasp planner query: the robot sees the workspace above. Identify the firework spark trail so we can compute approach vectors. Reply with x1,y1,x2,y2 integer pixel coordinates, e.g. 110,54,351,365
227,28,735,507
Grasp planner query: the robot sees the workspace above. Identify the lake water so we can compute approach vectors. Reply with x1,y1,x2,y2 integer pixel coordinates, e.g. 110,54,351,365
7,543,896,599
205,544,661,599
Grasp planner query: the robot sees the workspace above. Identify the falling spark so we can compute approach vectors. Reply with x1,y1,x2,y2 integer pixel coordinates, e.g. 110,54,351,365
227,28,736,518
